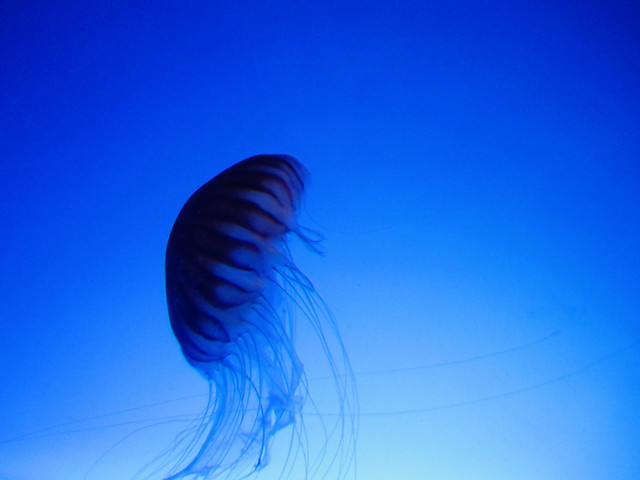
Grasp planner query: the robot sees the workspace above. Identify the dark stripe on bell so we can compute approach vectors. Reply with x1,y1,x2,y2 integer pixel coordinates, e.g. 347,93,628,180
172,284,231,343
174,261,260,310
187,226,262,273
214,170,295,209
196,194,288,237
238,155,305,193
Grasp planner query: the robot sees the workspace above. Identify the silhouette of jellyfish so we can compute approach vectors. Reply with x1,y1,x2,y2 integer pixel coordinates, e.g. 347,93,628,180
161,155,356,480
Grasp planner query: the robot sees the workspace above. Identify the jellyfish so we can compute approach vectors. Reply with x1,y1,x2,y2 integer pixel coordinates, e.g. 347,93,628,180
159,155,356,480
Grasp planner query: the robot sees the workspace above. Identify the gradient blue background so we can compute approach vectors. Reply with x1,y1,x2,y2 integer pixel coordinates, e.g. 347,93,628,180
1,1,639,479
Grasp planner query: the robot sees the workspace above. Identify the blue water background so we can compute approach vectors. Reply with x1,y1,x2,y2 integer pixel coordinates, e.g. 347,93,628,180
1,2,639,479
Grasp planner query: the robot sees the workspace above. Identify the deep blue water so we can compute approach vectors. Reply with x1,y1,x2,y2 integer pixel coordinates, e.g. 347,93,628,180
1,2,639,479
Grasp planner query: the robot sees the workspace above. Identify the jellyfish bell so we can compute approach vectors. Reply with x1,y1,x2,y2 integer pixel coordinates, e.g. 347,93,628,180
166,155,306,364
160,155,357,480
